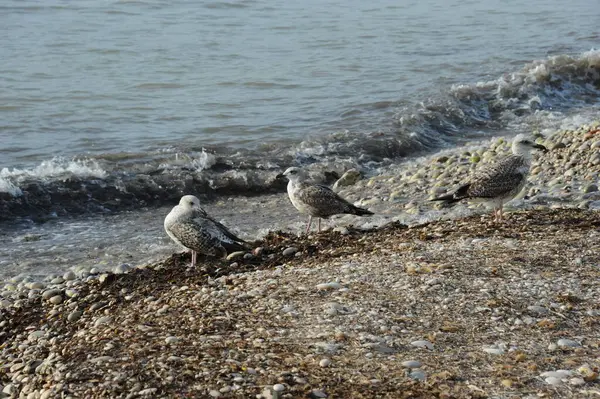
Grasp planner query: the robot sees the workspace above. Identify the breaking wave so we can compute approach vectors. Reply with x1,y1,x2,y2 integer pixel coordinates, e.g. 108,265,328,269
1,50,599,221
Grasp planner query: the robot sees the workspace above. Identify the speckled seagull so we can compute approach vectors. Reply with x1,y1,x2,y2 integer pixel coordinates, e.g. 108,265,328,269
277,167,373,233
431,134,547,221
164,195,248,267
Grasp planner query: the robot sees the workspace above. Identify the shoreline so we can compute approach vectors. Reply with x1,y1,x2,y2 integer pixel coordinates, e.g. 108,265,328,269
1,121,600,282
1,208,599,398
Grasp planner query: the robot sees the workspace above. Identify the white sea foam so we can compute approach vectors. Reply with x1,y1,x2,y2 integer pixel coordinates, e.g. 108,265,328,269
0,157,107,195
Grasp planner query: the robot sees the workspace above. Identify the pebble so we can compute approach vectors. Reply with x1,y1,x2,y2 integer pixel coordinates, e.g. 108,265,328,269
90,301,108,311
51,277,64,285
401,360,422,368
94,316,112,327
409,370,427,381
49,295,63,305
67,311,82,322
27,282,44,290
584,184,598,193
41,289,61,300
482,346,505,355
557,338,581,347
310,390,327,398
165,336,179,344
545,376,563,385
316,282,342,291
319,358,331,367
282,247,298,256
209,390,221,398
570,377,586,386
527,305,548,315
113,264,131,274
65,289,78,298
63,271,76,281
226,251,245,260
540,370,572,379
272,384,285,392
410,340,434,349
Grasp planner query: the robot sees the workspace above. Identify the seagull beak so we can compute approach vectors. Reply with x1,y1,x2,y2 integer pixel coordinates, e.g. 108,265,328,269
276,173,285,179
533,143,548,153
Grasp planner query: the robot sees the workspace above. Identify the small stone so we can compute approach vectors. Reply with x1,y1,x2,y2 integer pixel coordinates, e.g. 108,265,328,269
113,264,131,274
65,289,78,298
42,289,61,300
332,169,362,190
49,295,63,305
557,339,581,348
252,247,264,256
310,390,327,398
319,358,331,367
545,376,562,385
282,247,298,256
165,336,179,344
401,360,422,368
584,184,598,193
209,390,221,398
27,282,44,290
63,271,76,281
527,305,548,315
541,370,572,379
570,377,586,386
316,282,342,291
28,330,45,340
90,301,107,311
51,277,64,284
94,316,112,327
67,311,82,322
409,370,427,381
410,340,434,349
226,251,245,261
272,384,285,392
2,384,15,395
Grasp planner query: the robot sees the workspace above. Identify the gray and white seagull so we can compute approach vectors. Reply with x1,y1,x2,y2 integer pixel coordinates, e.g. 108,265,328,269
277,167,373,233
164,195,249,267
431,134,547,221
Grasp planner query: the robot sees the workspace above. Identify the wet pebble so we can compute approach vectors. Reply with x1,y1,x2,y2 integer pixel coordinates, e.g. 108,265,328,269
319,358,331,367
557,338,581,348
65,289,78,298
316,282,342,291
165,336,179,344
410,340,434,349
63,271,76,281
226,251,245,260
282,247,298,256
42,289,61,300
272,384,285,392
67,311,82,322
310,389,327,398
49,295,63,305
401,360,422,368
94,316,112,327
409,370,426,381
114,264,131,274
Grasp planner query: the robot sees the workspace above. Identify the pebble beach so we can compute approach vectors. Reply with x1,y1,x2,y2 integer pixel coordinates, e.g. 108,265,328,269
1,123,600,398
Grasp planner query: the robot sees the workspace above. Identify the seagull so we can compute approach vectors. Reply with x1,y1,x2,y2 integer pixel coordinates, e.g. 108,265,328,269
164,195,249,267
430,134,547,221
276,167,373,233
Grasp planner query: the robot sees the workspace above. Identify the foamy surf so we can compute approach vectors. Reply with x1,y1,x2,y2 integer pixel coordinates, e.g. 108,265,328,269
1,51,599,221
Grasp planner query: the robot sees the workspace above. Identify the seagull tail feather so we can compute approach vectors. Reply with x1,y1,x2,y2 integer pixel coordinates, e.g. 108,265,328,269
429,184,470,203
349,205,374,216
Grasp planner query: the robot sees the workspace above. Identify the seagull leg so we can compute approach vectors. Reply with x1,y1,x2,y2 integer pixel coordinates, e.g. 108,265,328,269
318,218,321,232
305,216,313,234
191,251,197,268
498,207,504,222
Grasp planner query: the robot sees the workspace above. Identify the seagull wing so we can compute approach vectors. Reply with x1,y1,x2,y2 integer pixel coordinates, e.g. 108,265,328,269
168,219,226,257
298,184,355,215
467,156,527,198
